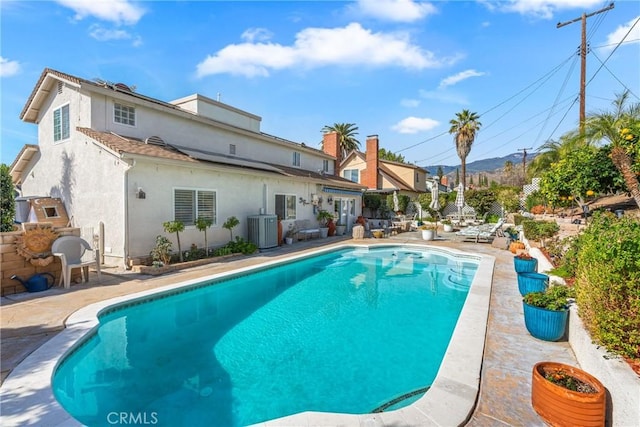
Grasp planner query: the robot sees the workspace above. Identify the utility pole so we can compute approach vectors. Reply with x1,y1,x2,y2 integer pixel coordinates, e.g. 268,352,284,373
557,2,615,134
518,147,533,181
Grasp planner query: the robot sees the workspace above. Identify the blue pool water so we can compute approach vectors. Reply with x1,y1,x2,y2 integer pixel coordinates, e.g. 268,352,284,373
53,246,478,426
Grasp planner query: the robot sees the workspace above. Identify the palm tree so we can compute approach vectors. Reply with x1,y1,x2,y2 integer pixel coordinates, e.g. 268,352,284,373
321,123,360,159
581,90,640,208
449,110,481,189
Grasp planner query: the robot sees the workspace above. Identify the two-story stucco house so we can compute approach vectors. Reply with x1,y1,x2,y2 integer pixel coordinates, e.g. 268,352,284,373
322,134,427,209
10,68,365,267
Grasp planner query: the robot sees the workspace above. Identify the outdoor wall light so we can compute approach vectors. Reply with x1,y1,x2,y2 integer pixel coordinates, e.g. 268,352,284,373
136,188,146,199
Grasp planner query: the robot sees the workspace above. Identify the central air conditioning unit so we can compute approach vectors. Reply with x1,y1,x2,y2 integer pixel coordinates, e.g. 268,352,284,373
247,215,278,250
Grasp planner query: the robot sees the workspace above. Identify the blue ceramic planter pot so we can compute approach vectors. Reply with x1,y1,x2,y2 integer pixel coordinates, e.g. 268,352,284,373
522,302,568,341
514,256,537,273
517,272,549,296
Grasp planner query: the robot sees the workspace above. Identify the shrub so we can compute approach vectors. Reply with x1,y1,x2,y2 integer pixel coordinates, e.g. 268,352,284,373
572,212,640,359
0,164,15,232
530,205,545,215
525,190,546,212
513,214,525,226
485,213,501,223
522,219,559,243
524,285,575,311
150,235,172,265
465,189,496,216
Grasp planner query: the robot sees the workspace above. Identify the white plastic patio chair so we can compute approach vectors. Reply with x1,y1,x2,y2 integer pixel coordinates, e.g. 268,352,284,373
52,236,101,289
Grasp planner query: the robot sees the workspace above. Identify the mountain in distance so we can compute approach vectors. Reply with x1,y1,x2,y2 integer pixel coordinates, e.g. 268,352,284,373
422,152,536,176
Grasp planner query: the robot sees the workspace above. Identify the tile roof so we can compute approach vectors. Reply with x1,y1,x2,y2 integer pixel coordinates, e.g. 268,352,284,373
76,128,365,189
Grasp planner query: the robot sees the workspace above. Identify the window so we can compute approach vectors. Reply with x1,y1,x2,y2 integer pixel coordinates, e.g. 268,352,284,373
292,152,301,167
323,159,330,173
174,189,216,226
114,103,136,126
229,144,236,155
342,169,359,183
53,104,70,142
275,194,296,220
416,172,420,183
43,207,59,218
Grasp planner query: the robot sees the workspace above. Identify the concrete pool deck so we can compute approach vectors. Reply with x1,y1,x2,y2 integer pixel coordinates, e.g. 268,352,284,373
1,232,578,426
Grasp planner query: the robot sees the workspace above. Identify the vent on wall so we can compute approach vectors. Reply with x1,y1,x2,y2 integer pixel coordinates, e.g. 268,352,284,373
145,136,166,146
57,82,63,94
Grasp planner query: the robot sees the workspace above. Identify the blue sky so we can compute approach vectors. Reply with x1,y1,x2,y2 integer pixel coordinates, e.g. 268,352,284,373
1,0,639,167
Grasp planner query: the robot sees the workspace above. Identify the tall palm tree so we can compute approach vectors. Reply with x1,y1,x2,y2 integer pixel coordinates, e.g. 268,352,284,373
581,90,640,208
449,110,481,189
321,123,360,159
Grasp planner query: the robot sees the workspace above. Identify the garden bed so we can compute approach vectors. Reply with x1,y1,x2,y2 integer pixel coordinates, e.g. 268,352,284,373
132,253,241,275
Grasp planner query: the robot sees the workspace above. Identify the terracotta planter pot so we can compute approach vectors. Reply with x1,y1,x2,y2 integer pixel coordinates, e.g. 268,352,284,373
532,361,606,427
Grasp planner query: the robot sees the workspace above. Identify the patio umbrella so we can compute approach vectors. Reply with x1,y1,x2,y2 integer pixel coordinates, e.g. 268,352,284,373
429,182,441,236
455,182,465,221
393,191,399,213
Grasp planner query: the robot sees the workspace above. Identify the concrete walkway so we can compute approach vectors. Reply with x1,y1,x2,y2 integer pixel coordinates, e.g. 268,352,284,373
1,231,578,425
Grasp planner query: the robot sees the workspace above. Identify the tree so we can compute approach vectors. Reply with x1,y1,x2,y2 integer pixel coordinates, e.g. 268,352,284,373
195,216,213,256
321,123,360,159
1,164,16,232
527,135,585,180
538,144,622,209
449,110,482,189
378,148,406,163
581,90,640,208
455,168,460,186
436,166,444,180
223,216,240,241
163,220,185,262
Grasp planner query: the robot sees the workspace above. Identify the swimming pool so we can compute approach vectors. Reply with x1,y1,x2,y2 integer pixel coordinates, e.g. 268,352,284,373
52,246,480,426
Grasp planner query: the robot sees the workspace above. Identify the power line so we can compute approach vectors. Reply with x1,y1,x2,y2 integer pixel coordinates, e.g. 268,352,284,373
395,55,575,156
590,50,640,100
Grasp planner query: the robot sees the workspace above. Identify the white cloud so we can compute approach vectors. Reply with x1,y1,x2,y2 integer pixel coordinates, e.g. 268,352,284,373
196,22,454,78
241,28,273,43
0,57,20,77
56,0,145,25
89,24,143,47
603,16,640,51
481,0,602,19
401,98,421,108
392,116,439,134
439,69,486,88
356,0,437,22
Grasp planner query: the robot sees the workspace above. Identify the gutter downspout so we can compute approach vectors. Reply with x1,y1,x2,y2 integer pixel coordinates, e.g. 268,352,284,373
123,158,135,269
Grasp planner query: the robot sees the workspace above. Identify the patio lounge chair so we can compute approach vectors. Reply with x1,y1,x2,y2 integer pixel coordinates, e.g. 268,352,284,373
52,235,101,288
456,219,505,243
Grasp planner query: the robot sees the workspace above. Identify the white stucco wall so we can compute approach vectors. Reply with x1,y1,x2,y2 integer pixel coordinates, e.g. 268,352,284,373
20,84,127,265
125,160,355,259
87,88,331,174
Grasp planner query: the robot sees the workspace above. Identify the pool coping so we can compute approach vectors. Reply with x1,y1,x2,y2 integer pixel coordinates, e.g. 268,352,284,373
0,243,494,427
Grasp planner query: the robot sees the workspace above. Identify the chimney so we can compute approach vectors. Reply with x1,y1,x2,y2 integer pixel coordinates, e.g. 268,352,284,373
322,132,341,176
362,135,379,189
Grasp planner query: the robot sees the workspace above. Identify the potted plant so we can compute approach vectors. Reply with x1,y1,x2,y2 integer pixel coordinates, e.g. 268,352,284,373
316,210,333,238
522,285,574,341
532,361,606,426
285,224,296,244
514,251,537,273
419,224,435,241
442,219,453,232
